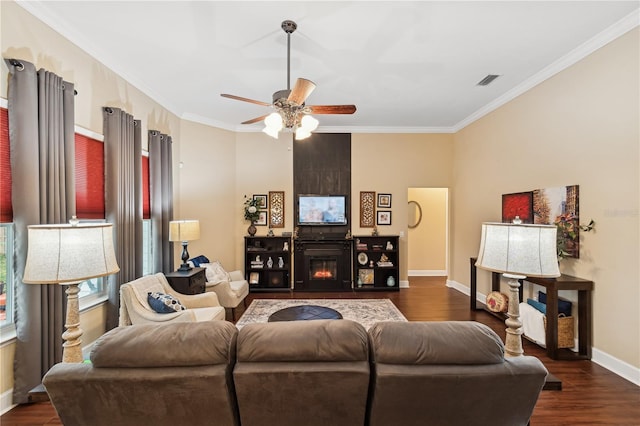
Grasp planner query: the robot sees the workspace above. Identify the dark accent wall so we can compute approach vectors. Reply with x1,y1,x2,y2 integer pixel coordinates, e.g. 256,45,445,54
293,133,351,238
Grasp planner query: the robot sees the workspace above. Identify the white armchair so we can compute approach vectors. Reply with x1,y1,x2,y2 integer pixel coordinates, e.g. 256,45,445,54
119,272,225,326
203,268,249,322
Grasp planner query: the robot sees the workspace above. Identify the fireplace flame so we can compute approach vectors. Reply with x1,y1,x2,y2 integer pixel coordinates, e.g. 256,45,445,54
313,270,334,279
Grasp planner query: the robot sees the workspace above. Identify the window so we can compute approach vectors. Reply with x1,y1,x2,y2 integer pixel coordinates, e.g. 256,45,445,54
75,130,107,303
1,104,15,335
142,152,153,275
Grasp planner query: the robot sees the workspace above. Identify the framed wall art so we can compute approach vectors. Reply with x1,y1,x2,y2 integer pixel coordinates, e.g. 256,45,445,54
377,210,392,226
360,191,376,227
255,211,268,226
502,191,533,223
253,194,268,210
377,193,392,208
269,191,285,228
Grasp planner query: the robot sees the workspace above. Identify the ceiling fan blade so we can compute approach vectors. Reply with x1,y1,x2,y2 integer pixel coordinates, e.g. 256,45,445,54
221,94,271,107
307,105,357,115
288,78,316,105
241,115,269,125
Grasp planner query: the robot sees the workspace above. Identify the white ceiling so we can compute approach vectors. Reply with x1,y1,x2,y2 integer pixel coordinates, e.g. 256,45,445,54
17,1,639,133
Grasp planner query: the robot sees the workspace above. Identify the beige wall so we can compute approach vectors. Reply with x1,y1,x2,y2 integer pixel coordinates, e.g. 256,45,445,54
451,29,639,367
352,133,454,281
407,188,448,273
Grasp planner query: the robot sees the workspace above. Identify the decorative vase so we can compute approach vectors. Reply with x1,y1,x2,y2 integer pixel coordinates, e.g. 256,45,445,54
247,223,257,236
386,276,396,287
278,256,284,268
267,257,274,268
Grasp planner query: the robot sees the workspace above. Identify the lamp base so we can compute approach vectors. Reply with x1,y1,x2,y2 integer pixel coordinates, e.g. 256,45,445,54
503,273,526,357
178,242,192,271
177,263,192,272
62,283,84,363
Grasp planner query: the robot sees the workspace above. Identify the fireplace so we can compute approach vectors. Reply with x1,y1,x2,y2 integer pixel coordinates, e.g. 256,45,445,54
294,239,352,291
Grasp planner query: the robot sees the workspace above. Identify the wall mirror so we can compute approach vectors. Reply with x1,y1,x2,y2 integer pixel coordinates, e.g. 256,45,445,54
408,200,422,229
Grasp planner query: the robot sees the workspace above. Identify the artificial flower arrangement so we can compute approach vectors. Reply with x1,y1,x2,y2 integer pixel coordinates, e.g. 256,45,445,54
555,212,595,259
243,196,261,223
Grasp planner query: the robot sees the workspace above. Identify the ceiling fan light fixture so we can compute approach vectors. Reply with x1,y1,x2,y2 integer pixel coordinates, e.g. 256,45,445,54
295,128,312,140
265,112,284,130
300,114,319,132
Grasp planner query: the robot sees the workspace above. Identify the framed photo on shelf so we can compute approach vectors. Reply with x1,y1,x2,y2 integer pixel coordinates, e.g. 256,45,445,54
377,210,392,225
249,272,260,284
255,211,268,226
359,269,374,285
253,194,268,210
377,193,392,208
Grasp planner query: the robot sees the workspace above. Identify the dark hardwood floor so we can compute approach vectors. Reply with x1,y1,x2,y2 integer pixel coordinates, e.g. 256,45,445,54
2,276,639,425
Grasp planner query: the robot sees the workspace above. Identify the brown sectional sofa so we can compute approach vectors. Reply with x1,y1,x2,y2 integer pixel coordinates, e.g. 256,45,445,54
43,319,547,426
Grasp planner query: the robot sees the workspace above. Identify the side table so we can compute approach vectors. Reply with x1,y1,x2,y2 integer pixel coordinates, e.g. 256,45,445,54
165,267,206,295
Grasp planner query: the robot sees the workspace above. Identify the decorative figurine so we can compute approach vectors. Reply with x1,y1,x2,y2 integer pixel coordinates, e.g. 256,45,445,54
267,229,275,237
372,226,378,236
386,241,393,250
369,260,374,268
283,241,289,251
345,230,352,240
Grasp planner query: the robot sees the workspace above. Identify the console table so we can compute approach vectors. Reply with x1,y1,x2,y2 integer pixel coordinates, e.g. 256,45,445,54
470,257,593,361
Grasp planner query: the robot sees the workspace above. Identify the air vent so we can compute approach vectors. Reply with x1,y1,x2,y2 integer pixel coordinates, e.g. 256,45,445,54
476,74,500,86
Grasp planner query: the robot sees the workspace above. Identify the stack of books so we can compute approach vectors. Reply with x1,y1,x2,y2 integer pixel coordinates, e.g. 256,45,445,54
356,243,368,251
251,260,264,268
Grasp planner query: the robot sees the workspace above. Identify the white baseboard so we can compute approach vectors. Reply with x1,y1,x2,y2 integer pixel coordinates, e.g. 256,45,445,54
0,388,16,416
447,279,640,387
409,269,447,277
399,280,409,289
592,348,640,386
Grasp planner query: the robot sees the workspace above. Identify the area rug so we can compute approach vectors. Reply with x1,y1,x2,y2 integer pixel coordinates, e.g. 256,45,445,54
235,299,407,330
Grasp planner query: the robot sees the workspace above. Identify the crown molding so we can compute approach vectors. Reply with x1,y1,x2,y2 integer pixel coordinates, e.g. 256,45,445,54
453,8,640,132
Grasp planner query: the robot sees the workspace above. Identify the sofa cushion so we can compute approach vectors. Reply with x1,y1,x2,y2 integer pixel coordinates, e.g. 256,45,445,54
147,292,186,313
201,261,231,284
237,319,369,362
369,321,504,365
91,321,238,368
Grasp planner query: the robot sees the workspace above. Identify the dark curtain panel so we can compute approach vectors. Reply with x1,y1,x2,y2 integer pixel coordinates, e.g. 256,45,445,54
6,59,75,404
103,107,142,330
149,130,174,273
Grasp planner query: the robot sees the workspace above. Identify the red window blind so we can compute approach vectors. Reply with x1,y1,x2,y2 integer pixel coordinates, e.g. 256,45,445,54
75,133,105,219
142,154,150,219
0,107,12,223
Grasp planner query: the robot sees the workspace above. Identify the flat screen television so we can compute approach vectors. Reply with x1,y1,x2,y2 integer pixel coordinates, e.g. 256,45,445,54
297,195,347,226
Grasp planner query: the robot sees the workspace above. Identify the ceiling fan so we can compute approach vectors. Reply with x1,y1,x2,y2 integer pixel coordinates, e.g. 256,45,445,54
221,20,357,140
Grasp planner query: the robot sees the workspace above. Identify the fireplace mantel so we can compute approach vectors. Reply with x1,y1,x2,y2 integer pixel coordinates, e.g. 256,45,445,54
294,239,352,291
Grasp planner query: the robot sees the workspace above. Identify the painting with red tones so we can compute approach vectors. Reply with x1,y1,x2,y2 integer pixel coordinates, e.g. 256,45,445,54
502,191,533,223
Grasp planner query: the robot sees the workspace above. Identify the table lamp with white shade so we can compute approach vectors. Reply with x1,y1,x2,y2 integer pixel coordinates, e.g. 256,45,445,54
475,218,560,357
169,220,200,271
22,221,119,363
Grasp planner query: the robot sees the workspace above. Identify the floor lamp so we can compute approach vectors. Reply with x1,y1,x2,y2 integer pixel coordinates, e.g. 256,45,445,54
22,222,119,363
169,220,200,271
475,220,560,357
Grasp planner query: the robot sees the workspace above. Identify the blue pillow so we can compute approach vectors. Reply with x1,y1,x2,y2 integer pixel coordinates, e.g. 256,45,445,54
527,298,547,314
538,291,572,316
147,292,186,314
188,255,210,267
